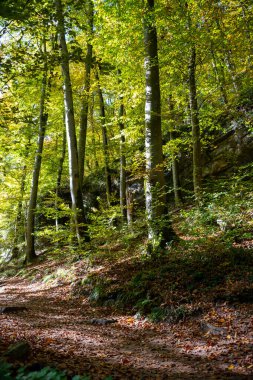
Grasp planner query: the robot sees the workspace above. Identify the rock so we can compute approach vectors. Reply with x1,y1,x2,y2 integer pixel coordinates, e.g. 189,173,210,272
0,306,27,314
88,318,117,325
200,321,226,336
4,341,31,360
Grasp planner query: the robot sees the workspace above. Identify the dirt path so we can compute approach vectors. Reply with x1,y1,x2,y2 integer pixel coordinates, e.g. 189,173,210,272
0,275,252,379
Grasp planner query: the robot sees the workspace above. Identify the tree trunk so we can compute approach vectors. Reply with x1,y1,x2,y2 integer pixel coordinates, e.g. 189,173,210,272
168,96,182,207
144,0,175,251
90,93,99,169
95,68,112,207
78,0,93,187
12,164,27,259
214,17,239,93
188,46,202,203
55,120,66,231
12,137,31,259
26,42,48,263
210,42,228,105
55,0,89,244
118,71,127,221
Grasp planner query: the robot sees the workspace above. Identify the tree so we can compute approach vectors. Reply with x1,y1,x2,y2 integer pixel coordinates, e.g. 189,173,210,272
118,77,127,221
95,66,112,207
55,0,89,244
167,96,183,206
78,0,94,188
26,36,48,263
144,0,175,252
188,45,202,203
55,115,67,231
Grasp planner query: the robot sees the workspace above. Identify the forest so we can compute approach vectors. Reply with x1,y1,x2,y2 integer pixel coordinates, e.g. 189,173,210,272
0,0,252,379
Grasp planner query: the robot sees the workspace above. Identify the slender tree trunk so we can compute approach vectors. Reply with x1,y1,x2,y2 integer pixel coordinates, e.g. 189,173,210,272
119,101,127,220
95,68,112,207
210,43,228,104
170,133,182,208
78,0,93,187
118,71,127,220
12,164,27,259
26,42,48,263
12,137,32,259
214,17,239,92
55,0,89,244
55,121,66,231
168,96,182,207
188,46,202,203
90,94,99,169
144,0,175,252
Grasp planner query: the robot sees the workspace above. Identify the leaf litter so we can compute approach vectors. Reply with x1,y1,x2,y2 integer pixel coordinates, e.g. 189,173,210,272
0,255,252,380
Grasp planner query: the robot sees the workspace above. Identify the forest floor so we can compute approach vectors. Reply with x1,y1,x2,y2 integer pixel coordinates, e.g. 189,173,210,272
0,237,253,379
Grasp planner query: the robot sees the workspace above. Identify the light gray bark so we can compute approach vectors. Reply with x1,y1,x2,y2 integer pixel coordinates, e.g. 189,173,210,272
55,0,89,243
144,0,175,250
118,71,127,220
119,101,127,220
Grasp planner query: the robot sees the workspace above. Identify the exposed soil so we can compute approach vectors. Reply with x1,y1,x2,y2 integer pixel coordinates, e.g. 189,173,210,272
0,260,252,380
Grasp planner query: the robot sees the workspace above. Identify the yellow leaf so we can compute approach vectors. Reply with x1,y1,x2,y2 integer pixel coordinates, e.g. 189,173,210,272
228,365,234,370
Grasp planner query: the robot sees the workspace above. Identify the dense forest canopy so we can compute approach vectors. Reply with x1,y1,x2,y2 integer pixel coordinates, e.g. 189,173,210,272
0,0,252,261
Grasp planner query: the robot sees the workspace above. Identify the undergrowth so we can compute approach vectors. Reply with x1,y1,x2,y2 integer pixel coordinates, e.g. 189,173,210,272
0,360,112,380
0,165,252,323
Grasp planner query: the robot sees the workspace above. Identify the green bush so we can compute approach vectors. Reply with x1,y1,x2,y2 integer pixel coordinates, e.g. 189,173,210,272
0,361,113,380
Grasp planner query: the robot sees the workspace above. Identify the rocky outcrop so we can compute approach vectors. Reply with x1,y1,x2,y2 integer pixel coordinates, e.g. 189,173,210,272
203,118,253,177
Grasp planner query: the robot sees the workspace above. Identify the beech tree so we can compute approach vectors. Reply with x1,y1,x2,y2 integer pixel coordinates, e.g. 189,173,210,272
55,0,89,244
78,0,94,188
26,36,49,263
144,0,175,251
95,66,112,207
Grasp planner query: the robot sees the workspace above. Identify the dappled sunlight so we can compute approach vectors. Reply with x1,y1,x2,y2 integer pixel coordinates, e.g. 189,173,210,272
1,272,252,378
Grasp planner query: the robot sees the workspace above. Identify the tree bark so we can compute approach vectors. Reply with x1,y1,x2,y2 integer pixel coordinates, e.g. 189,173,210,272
144,0,175,251
210,42,228,105
12,164,27,259
168,96,182,207
26,40,48,263
214,16,239,93
55,121,66,231
78,0,93,187
95,68,112,207
118,71,127,221
55,0,89,244
188,46,202,203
